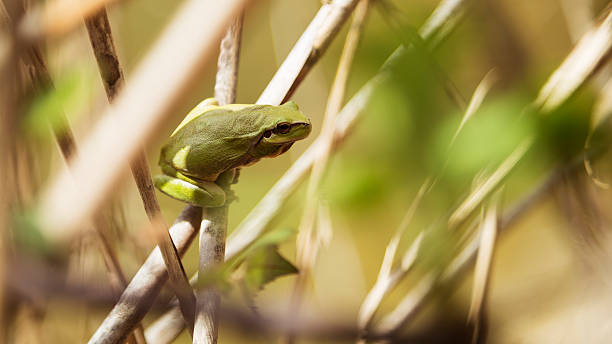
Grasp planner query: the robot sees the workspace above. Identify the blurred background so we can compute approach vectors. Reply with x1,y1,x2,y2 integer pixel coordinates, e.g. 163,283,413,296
5,0,612,342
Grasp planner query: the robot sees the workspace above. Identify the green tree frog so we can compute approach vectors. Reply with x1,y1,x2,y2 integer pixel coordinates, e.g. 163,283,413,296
154,98,311,207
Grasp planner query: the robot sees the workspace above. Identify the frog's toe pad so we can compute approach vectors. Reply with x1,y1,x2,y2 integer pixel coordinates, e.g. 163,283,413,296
154,175,225,207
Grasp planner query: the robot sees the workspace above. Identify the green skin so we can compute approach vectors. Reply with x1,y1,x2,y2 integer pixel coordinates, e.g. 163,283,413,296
154,98,311,207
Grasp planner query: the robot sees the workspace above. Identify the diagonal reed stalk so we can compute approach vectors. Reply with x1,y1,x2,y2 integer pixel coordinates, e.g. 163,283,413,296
85,6,192,342
287,1,370,343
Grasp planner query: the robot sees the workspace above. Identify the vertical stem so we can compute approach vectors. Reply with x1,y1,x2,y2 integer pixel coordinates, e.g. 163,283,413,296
194,207,228,344
193,15,243,344
84,6,196,336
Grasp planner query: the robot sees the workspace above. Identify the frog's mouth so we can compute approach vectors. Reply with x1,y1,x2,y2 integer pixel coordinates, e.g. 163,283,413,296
265,142,294,158
279,142,294,154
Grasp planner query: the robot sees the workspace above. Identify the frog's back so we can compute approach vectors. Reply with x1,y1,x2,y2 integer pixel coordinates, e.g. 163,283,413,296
160,106,271,179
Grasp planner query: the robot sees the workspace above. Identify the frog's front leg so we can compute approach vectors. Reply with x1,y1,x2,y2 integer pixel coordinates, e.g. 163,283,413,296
154,164,226,207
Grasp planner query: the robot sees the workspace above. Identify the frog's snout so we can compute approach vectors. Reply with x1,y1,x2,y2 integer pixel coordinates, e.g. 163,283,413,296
293,121,312,139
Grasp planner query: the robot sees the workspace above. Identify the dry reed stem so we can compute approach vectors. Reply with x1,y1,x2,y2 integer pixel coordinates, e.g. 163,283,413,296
194,15,243,344
564,1,612,190
257,0,360,105
84,7,190,341
287,2,370,342
467,193,500,343
448,137,532,228
356,182,429,333
451,69,498,144
88,206,202,344
37,0,249,246
535,7,612,113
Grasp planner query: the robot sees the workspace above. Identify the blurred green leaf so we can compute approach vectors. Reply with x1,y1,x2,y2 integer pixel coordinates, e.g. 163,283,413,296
324,163,388,210
226,226,296,272
430,94,535,181
22,66,94,139
243,246,298,291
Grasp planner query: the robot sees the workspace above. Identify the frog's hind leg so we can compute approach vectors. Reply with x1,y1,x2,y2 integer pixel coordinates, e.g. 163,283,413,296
153,175,226,207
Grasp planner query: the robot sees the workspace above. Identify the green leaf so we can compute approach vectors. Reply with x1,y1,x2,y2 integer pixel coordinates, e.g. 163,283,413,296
22,66,93,139
195,227,297,292
243,246,298,291
227,226,296,271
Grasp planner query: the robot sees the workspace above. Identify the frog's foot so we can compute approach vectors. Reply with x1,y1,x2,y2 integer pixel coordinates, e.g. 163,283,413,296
215,169,237,188
224,188,239,204
154,175,225,207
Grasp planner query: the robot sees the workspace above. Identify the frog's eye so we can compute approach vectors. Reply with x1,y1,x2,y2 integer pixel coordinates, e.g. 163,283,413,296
275,122,291,134
263,130,272,138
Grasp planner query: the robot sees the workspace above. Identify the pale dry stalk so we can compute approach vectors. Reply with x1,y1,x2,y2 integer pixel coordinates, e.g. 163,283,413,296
193,15,243,344
288,1,370,342
85,7,189,342
467,193,500,343
257,0,360,105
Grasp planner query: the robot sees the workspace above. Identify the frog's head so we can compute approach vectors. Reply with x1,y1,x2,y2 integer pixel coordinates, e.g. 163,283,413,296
254,101,311,158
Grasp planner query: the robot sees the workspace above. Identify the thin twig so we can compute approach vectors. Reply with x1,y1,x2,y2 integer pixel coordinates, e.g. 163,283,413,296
288,2,370,342
467,192,500,344
84,6,191,341
257,0,360,105
0,0,25,333
194,15,243,344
